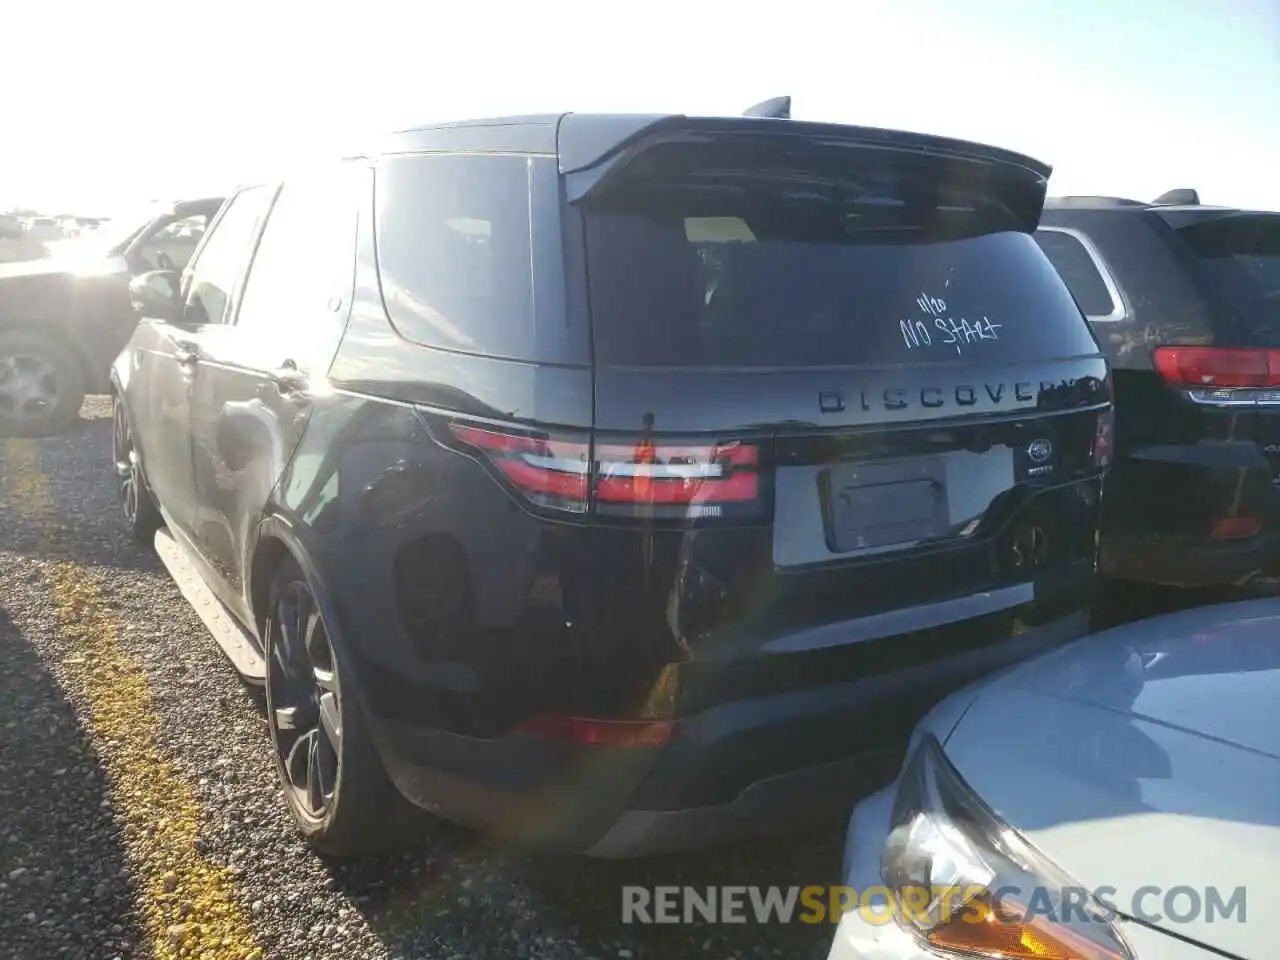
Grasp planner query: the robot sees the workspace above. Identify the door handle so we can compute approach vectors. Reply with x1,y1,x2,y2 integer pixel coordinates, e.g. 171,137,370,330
174,340,200,365
270,361,308,395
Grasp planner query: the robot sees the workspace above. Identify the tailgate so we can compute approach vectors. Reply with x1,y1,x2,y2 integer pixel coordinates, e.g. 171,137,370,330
577,117,1107,646
770,360,1105,572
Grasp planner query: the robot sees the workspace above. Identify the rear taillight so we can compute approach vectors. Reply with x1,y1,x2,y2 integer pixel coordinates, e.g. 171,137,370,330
448,424,589,514
595,439,761,520
448,424,764,522
1154,346,1280,404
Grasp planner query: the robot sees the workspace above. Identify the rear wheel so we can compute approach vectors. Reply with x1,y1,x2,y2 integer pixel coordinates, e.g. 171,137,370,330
264,556,427,855
0,329,86,436
112,396,164,544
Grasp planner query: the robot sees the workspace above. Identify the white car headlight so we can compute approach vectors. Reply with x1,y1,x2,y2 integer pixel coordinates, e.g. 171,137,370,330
880,735,1133,960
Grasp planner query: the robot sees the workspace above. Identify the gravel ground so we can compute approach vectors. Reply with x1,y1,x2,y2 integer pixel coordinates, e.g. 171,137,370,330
0,398,847,960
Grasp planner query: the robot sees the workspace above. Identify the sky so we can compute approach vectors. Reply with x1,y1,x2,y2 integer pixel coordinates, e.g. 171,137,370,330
3,0,1277,216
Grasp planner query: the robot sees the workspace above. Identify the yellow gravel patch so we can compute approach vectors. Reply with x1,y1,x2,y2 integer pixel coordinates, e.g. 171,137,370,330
3,437,263,960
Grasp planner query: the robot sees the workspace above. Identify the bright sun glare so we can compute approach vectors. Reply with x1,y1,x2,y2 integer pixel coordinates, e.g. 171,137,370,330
3,0,1278,215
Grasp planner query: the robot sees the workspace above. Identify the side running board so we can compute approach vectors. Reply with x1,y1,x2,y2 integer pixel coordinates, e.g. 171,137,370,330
153,528,267,684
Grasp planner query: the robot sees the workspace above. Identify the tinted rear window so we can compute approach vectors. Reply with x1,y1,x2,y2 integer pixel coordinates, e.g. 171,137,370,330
1169,213,1280,341
583,188,1098,368
375,154,536,360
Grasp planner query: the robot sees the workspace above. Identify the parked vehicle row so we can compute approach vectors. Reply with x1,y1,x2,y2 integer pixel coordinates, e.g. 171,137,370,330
0,213,109,241
19,102,1264,958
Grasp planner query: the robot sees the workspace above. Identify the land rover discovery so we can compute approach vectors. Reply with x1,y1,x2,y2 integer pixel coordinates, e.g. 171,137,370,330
112,111,1109,856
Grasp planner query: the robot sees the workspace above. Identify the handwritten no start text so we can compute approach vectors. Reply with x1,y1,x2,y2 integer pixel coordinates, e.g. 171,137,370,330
901,292,1002,355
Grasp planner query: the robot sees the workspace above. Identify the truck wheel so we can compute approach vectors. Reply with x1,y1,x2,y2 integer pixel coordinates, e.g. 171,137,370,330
0,330,86,436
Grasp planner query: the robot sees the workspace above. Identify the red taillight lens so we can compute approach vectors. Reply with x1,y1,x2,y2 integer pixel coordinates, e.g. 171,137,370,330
595,440,760,516
1153,346,1280,390
515,714,675,747
448,424,589,513
448,424,763,521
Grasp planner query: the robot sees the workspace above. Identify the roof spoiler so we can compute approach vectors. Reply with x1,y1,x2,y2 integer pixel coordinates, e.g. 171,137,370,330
560,116,1052,232
1153,188,1200,206
558,115,1051,182
743,96,791,119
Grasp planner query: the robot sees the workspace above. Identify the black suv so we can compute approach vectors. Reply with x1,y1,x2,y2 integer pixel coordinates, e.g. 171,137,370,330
112,112,1109,856
1037,194,1280,588
0,196,223,435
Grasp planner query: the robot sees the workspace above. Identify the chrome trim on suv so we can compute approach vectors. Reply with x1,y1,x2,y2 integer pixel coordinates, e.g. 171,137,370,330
1038,225,1129,323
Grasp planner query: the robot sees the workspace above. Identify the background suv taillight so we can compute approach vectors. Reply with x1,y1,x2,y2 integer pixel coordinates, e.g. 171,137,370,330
1154,345,1280,405
448,423,765,522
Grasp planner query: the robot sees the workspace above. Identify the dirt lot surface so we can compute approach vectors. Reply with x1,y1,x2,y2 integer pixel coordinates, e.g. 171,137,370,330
0,398,844,960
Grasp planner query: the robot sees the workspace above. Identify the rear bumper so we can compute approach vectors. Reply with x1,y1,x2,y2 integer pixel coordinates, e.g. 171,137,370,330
1101,443,1280,588
1101,529,1280,588
370,606,1089,857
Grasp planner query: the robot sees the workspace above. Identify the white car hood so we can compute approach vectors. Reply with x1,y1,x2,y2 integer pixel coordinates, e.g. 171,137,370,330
944,600,1280,960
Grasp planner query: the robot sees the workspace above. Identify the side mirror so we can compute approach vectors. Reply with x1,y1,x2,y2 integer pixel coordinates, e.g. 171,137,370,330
128,269,183,322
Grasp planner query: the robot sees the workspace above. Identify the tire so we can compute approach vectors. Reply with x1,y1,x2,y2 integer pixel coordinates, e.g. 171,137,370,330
0,329,86,436
263,555,428,855
112,395,164,544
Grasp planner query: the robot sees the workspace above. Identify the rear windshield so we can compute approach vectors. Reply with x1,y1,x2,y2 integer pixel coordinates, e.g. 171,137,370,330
1169,213,1280,341
581,178,1099,368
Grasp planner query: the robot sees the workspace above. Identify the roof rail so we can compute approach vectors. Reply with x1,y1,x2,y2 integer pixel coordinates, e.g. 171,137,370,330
743,96,791,119
1152,188,1200,205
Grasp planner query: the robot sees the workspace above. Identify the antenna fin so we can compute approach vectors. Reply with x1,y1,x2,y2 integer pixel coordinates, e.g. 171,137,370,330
743,96,791,119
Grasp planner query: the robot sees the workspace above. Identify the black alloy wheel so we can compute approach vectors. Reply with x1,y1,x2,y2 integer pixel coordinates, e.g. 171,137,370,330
112,397,162,543
267,578,342,821
263,559,428,855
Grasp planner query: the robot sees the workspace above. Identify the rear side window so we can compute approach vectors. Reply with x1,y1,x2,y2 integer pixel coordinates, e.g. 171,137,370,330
1034,229,1119,318
1169,213,1280,342
375,154,535,360
582,184,1099,368
233,164,365,368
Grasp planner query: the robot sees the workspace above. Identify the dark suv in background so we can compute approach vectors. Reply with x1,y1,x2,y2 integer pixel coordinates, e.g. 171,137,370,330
1037,193,1280,589
114,111,1109,856
0,195,223,435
